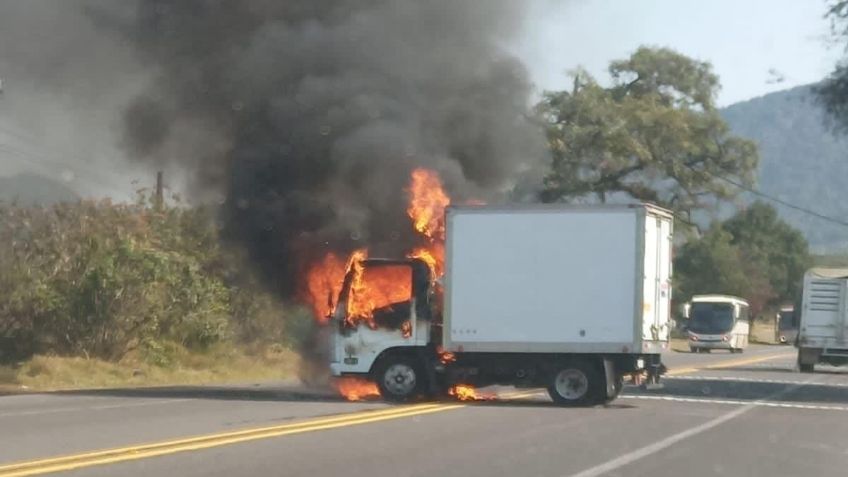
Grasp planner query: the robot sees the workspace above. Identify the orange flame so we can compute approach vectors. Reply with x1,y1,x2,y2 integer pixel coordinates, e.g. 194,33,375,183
448,384,495,401
408,244,444,279
334,377,380,401
345,250,413,329
407,168,450,242
438,349,456,365
303,253,347,323
303,168,469,326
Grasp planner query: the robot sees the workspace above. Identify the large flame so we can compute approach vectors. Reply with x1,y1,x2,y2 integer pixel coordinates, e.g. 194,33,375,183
302,167,476,328
303,253,347,323
345,252,413,328
407,168,451,242
334,377,380,401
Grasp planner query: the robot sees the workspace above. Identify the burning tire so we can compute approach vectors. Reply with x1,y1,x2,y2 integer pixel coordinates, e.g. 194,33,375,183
547,359,605,407
374,356,424,402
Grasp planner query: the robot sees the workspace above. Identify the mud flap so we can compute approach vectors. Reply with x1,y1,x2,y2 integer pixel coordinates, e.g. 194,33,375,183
602,358,616,398
642,356,665,390
798,347,821,366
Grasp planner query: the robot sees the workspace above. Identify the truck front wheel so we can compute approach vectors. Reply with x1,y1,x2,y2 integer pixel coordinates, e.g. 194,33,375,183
374,356,424,402
547,359,605,407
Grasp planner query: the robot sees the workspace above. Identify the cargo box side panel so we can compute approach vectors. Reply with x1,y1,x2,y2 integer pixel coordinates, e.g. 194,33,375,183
445,208,640,353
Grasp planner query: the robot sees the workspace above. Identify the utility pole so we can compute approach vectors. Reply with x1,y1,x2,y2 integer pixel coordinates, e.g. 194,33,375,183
155,170,164,211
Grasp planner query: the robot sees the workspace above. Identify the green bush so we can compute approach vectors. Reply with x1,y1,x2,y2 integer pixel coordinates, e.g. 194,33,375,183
0,195,295,364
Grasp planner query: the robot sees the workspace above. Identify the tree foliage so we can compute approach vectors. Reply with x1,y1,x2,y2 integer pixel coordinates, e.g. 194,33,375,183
675,202,811,316
0,195,302,363
537,47,758,225
815,1,848,131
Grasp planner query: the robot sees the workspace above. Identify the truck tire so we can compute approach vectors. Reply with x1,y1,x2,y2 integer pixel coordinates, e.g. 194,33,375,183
608,375,624,402
798,355,815,373
374,356,424,402
547,359,605,407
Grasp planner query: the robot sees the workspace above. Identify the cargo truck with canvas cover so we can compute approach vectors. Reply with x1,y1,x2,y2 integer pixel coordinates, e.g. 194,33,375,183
797,268,848,372
327,203,673,406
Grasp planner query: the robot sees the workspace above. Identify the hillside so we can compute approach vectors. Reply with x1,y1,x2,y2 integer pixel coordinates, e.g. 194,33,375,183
721,85,848,252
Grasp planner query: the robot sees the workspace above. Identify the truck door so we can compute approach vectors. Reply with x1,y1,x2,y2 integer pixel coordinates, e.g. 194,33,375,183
656,215,672,341
642,213,672,342
840,280,848,347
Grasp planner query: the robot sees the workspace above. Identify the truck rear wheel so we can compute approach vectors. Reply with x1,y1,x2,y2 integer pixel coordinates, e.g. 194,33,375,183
374,356,424,402
547,359,605,407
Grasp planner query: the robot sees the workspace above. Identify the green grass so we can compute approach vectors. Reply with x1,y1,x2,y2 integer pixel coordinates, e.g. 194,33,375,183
0,344,300,392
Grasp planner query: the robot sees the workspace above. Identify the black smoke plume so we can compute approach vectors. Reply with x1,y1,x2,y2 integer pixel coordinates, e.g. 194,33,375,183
103,0,544,297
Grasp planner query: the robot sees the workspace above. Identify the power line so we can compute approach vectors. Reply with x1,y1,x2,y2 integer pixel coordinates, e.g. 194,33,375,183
697,167,848,228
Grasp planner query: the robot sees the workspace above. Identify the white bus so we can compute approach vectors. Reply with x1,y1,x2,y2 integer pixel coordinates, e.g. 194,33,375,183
686,295,750,353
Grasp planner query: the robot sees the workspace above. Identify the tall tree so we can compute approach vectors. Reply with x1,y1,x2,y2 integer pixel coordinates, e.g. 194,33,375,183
674,202,811,317
816,1,848,130
722,202,811,303
674,226,775,316
537,47,758,226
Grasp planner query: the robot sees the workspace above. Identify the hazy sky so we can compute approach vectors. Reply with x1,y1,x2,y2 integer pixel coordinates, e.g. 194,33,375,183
518,0,843,105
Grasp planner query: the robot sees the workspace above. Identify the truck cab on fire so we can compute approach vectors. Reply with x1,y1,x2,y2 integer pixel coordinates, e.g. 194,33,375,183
327,204,672,406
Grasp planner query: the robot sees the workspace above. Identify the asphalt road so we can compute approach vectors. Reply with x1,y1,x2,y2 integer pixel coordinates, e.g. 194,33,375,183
2,344,847,477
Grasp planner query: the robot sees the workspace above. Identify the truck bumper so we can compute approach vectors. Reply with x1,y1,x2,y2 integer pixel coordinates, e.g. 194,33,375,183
690,340,732,350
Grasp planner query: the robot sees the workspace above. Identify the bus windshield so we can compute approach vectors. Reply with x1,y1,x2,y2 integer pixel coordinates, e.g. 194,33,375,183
689,302,735,334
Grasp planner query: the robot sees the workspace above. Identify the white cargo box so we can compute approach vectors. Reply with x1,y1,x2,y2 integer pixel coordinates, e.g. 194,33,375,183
444,204,672,354
799,268,848,350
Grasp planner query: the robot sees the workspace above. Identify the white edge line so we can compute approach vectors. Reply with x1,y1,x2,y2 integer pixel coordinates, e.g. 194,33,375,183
565,380,809,477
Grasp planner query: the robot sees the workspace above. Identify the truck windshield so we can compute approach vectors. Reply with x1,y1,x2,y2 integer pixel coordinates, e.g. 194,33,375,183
689,303,735,334
346,264,413,328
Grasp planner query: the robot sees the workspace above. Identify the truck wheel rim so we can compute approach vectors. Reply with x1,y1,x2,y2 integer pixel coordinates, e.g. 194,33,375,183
384,364,416,395
555,369,588,400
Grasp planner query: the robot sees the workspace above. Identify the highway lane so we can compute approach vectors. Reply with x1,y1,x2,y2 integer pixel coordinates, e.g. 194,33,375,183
2,345,847,476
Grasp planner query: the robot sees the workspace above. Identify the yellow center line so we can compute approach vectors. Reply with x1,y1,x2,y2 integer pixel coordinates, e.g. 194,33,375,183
0,387,541,476
0,402,462,477
4,352,790,476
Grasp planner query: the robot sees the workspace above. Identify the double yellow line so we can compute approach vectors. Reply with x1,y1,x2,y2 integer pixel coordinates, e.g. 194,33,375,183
0,402,463,477
4,351,785,477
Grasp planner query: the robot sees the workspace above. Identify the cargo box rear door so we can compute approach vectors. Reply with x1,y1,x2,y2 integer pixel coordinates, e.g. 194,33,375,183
803,277,848,344
641,210,672,342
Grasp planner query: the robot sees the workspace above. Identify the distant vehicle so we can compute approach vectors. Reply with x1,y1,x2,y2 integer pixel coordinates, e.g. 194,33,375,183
328,204,673,406
775,305,797,345
796,268,848,373
685,295,750,353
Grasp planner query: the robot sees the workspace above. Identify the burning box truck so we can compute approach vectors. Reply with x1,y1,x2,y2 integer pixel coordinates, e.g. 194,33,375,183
322,203,673,406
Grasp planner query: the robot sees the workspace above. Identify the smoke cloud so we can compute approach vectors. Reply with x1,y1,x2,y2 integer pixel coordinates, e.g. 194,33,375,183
100,1,546,296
